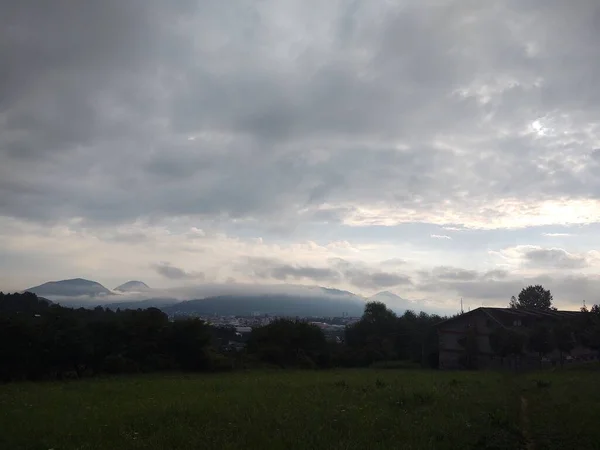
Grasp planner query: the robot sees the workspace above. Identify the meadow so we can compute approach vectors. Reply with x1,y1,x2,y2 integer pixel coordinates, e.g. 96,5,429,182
0,368,598,450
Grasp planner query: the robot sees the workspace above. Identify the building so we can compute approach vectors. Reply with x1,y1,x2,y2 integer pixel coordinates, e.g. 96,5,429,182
436,307,596,370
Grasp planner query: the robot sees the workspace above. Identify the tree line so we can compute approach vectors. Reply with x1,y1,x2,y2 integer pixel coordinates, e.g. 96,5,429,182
0,292,444,381
3,285,599,381
0,292,223,381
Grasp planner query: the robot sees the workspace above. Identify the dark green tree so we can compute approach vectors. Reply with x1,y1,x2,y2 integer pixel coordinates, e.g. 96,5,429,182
579,304,600,358
345,301,399,363
167,319,212,370
248,319,327,368
509,285,556,310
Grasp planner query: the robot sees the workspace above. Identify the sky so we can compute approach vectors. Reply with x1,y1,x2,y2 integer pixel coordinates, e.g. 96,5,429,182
2,0,600,312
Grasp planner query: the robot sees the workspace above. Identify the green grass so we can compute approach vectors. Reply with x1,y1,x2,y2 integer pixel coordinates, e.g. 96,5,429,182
2,367,597,450
520,368,600,450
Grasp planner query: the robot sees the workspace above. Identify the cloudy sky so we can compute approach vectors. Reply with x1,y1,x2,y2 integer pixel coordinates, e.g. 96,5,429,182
2,0,600,312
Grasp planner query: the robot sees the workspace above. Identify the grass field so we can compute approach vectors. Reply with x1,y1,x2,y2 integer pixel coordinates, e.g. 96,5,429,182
0,368,598,450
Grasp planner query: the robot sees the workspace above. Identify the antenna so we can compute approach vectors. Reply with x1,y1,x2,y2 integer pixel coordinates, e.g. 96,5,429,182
460,298,464,314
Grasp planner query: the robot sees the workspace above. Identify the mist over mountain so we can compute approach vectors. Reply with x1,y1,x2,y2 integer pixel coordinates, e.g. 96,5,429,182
20,276,455,316
162,293,365,317
25,278,113,298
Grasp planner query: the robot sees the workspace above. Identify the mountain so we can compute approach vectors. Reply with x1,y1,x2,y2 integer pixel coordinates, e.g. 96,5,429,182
25,278,113,298
162,292,365,317
114,281,151,293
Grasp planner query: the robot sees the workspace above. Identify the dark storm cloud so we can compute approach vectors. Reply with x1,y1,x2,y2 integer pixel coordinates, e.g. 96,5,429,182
2,0,600,229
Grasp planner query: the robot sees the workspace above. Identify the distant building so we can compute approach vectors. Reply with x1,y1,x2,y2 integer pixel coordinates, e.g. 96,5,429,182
435,307,596,370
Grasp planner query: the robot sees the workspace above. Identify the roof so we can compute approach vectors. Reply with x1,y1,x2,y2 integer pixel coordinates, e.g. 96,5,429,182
435,307,583,329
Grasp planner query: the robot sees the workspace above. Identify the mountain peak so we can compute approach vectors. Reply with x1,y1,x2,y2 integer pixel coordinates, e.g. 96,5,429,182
26,278,112,297
114,281,151,293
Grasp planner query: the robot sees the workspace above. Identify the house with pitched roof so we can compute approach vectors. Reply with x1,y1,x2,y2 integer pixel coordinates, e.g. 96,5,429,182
436,307,596,370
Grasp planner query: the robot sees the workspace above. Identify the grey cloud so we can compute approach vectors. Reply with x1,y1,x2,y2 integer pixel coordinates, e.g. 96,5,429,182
431,267,479,281
243,256,411,291
153,262,204,281
522,248,589,269
328,258,412,290
2,1,600,231
482,269,510,280
246,256,340,283
345,270,412,290
271,265,340,282
418,267,510,293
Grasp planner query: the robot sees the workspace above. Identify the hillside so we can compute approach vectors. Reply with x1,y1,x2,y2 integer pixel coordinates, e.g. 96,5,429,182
25,278,113,297
163,293,365,317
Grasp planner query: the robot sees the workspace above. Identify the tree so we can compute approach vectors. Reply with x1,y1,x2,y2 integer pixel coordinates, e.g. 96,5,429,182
509,285,556,310
345,302,399,363
248,319,327,368
579,304,600,357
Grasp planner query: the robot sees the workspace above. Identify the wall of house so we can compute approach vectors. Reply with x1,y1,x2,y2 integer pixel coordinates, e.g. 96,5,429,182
438,311,496,369
438,309,598,370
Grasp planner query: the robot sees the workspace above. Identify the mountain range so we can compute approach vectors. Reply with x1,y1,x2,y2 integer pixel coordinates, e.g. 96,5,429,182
22,278,414,317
